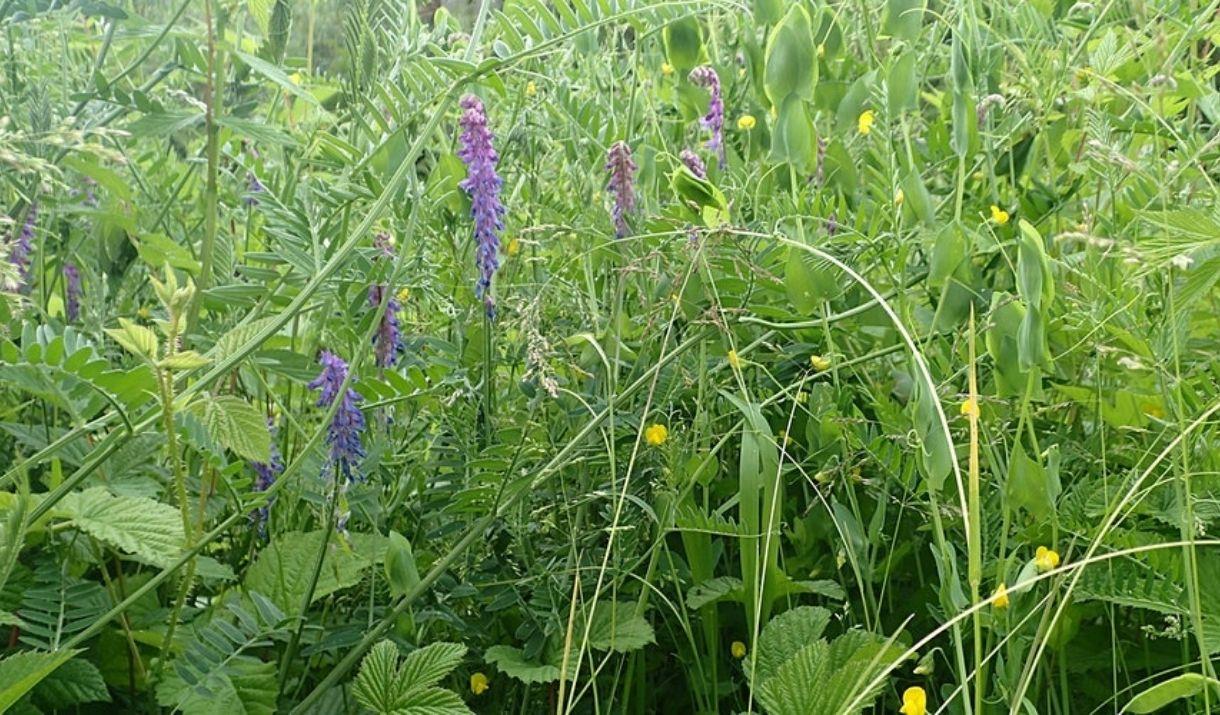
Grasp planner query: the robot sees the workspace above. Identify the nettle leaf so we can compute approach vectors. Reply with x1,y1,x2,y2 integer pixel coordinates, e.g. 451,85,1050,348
484,645,564,684
0,649,81,712
189,395,271,463
105,318,159,361
58,488,184,567
243,530,387,617
748,606,831,683
354,640,470,715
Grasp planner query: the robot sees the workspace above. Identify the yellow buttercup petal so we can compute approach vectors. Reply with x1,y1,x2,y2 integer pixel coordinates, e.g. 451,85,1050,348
857,109,875,135
990,205,1010,225
645,423,668,446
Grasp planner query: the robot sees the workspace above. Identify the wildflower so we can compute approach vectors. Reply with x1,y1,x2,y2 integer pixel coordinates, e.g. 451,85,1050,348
894,188,905,206
661,62,674,76
817,44,826,59
605,141,637,238
506,237,521,257
308,351,366,481
680,149,707,179
810,354,831,371
60,262,82,322
689,66,725,167
1034,546,1060,573
245,172,265,207
731,641,746,659
250,420,284,537
457,94,506,319
899,686,927,715
727,350,741,369
990,205,1010,225
991,582,1009,610
368,232,404,368
826,212,838,238
977,93,1006,123
857,109,875,135
470,672,489,695
397,287,410,303
526,80,537,97
137,306,152,320
644,423,668,446
8,202,37,287
737,114,756,131
960,397,979,419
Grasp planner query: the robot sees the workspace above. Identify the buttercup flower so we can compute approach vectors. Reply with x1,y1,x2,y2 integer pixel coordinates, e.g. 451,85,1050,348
960,397,980,418
895,188,905,206
470,672,489,695
308,351,366,481
899,686,927,715
63,262,81,322
526,81,537,97
810,354,831,371
605,141,637,238
689,66,725,167
857,109,875,135
644,423,668,446
737,114,756,131
1034,546,1060,573
680,149,707,179
731,641,746,658
506,237,521,257
661,62,674,76
457,94,506,319
990,205,1010,225
991,583,1009,610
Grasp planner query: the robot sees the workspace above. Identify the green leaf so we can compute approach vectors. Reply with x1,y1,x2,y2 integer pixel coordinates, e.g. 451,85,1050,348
770,95,815,169
887,51,918,114
662,17,703,73
243,530,386,617
0,649,81,712
353,641,470,715
189,395,271,462
882,0,923,41
233,51,320,107
160,350,211,371
128,110,205,137
749,606,831,683
105,319,159,361
1125,673,1220,714
484,645,563,684
58,488,185,567
687,576,744,610
384,531,421,599
585,602,655,653
764,5,816,105
1005,442,1058,520
32,657,110,708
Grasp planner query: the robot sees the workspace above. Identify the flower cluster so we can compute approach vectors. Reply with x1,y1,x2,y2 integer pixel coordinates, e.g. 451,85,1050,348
605,141,637,238
9,202,37,288
63,262,81,322
250,421,284,537
457,94,506,319
368,232,404,368
679,149,707,179
308,351,366,481
689,66,725,167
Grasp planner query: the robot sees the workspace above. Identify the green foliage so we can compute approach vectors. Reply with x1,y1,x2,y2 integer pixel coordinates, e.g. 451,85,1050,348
0,649,81,712
57,487,186,567
352,640,470,715
242,530,387,617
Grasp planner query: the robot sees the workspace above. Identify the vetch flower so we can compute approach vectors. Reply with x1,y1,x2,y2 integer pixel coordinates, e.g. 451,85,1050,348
731,641,746,659
680,149,707,179
605,141,637,238
249,420,283,537
9,201,37,287
470,672,489,695
63,262,81,323
644,423,668,446
368,232,404,368
1034,545,1060,573
990,205,1010,225
457,94,506,319
857,109,875,135
308,351,367,481
899,686,927,715
737,114,756,131
991,582,1009,610
245,172,265,207
689,66,725,167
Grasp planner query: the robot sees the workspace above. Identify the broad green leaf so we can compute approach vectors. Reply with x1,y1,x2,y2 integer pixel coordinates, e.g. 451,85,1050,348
687,576,744,610
770,95,815,169
887,51,918,114
882,0,923,41
485,645,563,684
243,530,387,617
750,606,832,683
0,649,81,712
58,488,185,567
764,5,816,105
585,602,655,653
384,531,421,598
190,395,271,462
105,319,158,361
32,657,110,708
160,350,211,371
662,17,703,73
1126,673,1220,714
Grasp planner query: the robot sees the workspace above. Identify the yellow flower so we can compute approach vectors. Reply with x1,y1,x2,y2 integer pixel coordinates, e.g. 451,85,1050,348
727,350,742,369
506,238,521,257
810,354,831,372
894,188,905,206
470,672,489,695
899,686,927,715
525,81,537,97
1035,546,1060,573
737,114,757,131
661,62,674,76
137,306,152,320
960,397,979,419
991,583,1009,610
990,205,1010,225
396,287,410,303
857,109,875,135
644,423,668,446
731,640,747,658
817,44,826,59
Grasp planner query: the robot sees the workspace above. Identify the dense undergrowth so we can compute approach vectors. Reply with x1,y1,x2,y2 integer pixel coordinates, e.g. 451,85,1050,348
2,0,1220,713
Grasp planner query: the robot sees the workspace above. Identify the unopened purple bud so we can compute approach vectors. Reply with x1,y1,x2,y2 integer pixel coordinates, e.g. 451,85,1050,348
680,149,707,179
457,94,506,320
308,351,366,481
605,141,637,238
689,66,725,168
827,212,838,238
245,172,265,207
63,262,81,322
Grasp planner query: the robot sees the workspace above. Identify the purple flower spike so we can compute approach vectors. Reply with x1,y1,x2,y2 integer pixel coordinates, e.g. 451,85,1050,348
250,420,283,537
63,262,81,322
368,232,405,368
9,202,37,288
457,94,506,320
680,149,707,179
308,351,366,481
689,66,725,168
605,141,637,238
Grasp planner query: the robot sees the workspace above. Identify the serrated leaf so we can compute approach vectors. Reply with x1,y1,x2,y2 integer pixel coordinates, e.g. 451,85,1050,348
0,649,81,712
32,657,109,708
58,488,185,567
190,395,271,462
687,576,744,610
585,602,655,653
749,606,831,683
243,530,386,617
105,319,158,360
484,645,563,684
160,350,211,371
